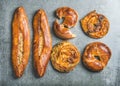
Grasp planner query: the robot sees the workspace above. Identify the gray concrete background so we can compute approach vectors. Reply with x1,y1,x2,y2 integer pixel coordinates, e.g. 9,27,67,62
0,0,120,86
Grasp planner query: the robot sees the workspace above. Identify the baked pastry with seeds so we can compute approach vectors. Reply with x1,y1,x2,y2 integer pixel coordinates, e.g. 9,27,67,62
12,7,30,78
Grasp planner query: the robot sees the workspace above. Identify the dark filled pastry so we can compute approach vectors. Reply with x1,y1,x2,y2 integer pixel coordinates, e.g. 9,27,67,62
80,10,110,38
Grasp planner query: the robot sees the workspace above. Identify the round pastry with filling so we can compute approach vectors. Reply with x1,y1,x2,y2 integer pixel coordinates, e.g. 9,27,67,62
80,10,110,38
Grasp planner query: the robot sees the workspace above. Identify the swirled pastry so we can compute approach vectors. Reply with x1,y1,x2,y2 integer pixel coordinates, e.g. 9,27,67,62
51,41,80,72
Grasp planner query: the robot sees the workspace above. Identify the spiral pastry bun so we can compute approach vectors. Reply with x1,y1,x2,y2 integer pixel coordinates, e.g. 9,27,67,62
51,41,80,72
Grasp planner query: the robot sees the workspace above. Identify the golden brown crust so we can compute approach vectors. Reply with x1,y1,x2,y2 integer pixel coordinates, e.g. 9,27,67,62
80,10,110,38
54,20,76,39
12,6,30,78
51,41,80,72
82,42,111,71
33,9,52,77
56,7,78,28
54,7,78,39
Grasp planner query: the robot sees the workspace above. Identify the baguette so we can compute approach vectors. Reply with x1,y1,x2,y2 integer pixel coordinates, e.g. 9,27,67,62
12,7,30,78
33,9,52,77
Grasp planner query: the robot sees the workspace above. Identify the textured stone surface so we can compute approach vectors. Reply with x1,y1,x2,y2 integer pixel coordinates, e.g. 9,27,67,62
0,0,120,86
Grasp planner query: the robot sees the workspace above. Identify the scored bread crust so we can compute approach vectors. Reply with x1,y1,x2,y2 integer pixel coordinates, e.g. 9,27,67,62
33,9,52,77
12,6,30,78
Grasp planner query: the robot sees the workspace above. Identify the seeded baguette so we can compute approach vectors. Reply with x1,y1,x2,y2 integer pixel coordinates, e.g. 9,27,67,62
51,41,80,72
12,7,30,78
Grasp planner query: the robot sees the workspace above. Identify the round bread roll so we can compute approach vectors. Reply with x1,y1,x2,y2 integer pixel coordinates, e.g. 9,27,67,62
82,42,111,71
